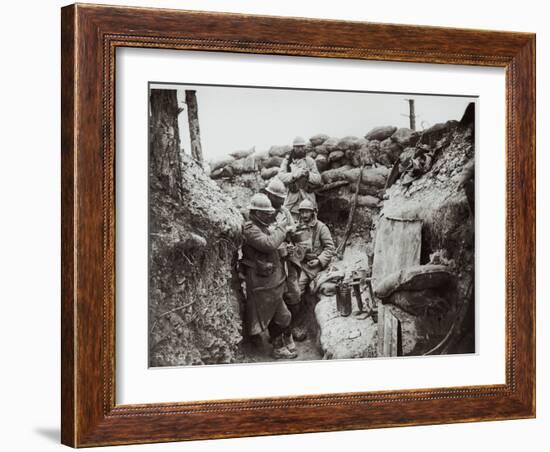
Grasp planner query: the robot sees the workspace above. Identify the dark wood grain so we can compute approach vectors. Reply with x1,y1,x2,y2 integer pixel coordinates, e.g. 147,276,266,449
60,5,75,446
61,3,536,447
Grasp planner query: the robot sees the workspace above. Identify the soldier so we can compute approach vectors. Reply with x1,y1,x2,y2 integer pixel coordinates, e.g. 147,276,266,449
263,177,294,229
294,199,335,298
278,136,322,219
240,193,297,360
263,178,302,346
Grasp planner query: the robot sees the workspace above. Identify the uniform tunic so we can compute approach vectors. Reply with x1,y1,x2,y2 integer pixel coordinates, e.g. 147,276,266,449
277,156,322,214
295,217,335,294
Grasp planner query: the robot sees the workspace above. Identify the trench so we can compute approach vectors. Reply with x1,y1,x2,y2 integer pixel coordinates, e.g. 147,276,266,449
149,100,476,366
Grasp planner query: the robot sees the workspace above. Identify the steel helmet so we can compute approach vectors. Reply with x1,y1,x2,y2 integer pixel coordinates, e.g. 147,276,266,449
248,193,275,213
292,136,307,146
298,199,316,211
265,177,287,199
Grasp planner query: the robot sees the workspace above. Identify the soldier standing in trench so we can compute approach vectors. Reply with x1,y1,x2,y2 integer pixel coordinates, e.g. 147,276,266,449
262,178,301,348
278,136,323,220
240,193,298,360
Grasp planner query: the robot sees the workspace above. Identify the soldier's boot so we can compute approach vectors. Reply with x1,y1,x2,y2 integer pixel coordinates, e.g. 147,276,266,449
283,329,297,353
271,334,297,360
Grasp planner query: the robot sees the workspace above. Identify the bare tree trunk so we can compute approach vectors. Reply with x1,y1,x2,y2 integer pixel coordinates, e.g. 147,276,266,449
149,89,183,198
185,90,204,164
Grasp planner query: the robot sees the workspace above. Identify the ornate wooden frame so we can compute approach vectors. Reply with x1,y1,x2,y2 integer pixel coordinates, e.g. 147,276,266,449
61,3,536,447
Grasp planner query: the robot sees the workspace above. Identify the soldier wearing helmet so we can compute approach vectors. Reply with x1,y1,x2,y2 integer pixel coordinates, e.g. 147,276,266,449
278,136,322,218
295,198,335,303
262,178,301,348
240,193,298,360
263,177,293,227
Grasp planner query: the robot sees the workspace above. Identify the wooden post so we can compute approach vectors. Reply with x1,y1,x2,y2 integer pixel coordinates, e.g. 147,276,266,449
149,89,183,198
407,99,416,130
185,90,204,164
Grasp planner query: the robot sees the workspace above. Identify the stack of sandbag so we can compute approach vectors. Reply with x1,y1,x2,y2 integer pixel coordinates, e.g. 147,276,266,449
210,147,285,180
210,126,412,182
319,165,388,205
306,127,412,174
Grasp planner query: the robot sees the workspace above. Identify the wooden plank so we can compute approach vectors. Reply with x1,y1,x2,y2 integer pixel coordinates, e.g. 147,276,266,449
372,217,422,357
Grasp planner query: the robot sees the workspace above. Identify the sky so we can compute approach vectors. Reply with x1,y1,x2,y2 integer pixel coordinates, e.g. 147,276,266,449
151,83,476,162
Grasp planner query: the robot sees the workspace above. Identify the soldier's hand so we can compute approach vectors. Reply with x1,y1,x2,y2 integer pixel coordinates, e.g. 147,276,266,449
307,258,320,267
286,224,297,234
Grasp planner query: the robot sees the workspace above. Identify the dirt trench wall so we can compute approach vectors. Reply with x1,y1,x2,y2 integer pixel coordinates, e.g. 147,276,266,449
378,121,475,355
149,154,244,366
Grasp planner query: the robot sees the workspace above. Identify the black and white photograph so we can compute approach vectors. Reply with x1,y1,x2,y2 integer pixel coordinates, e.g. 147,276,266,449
148,83,476,367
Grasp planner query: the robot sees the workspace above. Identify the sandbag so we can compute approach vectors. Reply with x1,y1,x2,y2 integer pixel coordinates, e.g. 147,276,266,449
261,156,284,169
228,155,257,174
374,264,454,299
365,125,397,141
356,195,380,208
315,154,330,172
268,144,291,158
210,165,234,179
229,146,255,159
337,136,361,151
358,184,383,197
328,150,345,162
380,138,403,163
251,149,269,163
260,167,280,180
345,149,361,167
321,165,354,184
343,167,388,187
391,128,418,147
315,144,330,155
323,137,339,152
210,156,235,172
310,133,330,146
210,167,225,179
358,145,376,166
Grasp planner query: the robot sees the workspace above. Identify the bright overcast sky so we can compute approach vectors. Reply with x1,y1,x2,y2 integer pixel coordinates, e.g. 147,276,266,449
151,83,475,162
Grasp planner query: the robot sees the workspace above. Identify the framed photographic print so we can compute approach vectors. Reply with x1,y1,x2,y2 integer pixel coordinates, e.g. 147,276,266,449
61,3,536,447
